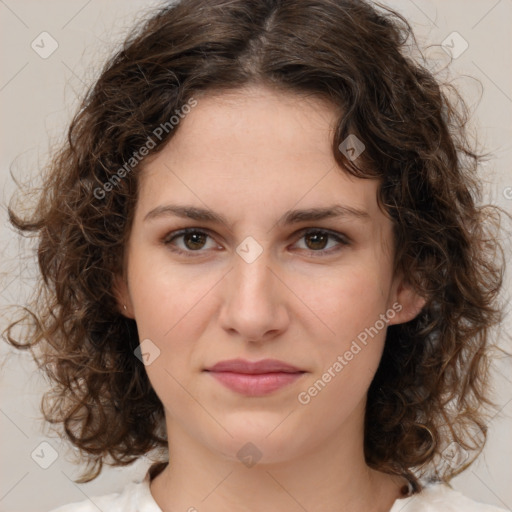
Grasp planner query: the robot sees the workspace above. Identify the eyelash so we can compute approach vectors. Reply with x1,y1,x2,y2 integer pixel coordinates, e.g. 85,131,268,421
162,228,350,258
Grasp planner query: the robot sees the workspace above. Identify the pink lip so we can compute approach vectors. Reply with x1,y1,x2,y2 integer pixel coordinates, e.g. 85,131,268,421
204,358,306,396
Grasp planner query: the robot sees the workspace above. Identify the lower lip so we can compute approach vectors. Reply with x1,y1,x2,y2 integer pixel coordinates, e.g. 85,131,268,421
206,371,304,396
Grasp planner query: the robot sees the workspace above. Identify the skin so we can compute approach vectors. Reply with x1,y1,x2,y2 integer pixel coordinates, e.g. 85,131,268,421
115,84,425,512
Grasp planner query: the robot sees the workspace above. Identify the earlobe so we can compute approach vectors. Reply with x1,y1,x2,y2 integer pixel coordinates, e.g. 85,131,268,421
388,279,427,326
113,274,134,319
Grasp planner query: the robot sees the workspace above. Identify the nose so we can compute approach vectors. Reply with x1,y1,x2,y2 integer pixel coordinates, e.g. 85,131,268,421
218,248,290,344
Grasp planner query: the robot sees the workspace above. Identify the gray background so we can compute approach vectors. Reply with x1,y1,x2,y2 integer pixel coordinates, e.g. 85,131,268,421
1,1,511,511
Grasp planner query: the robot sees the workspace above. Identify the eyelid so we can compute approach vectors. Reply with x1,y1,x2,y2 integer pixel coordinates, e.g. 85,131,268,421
294,227,351,244
292,227,351,256
162,227,221,249
162,226,351,257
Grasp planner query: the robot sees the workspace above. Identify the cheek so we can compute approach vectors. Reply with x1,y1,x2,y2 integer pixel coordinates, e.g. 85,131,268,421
126,256,215,416
304,263,391,347
297,269,389,420
125,257,211,389
297,262,390,401
127,247,207,336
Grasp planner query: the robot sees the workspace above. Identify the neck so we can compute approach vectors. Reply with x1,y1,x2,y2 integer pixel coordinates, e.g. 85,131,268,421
149,403,407,512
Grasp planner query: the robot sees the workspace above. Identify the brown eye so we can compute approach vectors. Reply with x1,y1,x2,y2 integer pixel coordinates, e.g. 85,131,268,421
181,231,208,250
294,229,349,256
164,229,217,255
304,231,330,250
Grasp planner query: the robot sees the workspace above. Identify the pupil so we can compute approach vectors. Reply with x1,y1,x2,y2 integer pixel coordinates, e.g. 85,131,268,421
307,232,327,250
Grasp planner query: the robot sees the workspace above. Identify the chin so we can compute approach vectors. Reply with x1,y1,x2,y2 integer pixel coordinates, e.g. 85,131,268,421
200,412,314,466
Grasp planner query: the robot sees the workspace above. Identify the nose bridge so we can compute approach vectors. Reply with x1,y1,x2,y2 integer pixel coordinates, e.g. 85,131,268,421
219,239,287,340
232,242,275,308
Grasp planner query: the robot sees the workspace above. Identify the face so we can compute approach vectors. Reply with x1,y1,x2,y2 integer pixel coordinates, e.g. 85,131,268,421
116,84,424,465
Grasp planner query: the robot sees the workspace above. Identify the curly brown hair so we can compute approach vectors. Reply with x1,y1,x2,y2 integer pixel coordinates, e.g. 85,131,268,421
3,0,507,492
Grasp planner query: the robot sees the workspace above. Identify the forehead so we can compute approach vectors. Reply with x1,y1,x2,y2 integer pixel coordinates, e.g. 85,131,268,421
136,85,386,230
164,85,340,162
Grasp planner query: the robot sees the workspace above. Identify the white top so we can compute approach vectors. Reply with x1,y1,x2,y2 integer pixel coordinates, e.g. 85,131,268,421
48,470,508,512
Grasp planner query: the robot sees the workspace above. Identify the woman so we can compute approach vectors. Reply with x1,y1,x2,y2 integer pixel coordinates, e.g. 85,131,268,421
4,0,508,510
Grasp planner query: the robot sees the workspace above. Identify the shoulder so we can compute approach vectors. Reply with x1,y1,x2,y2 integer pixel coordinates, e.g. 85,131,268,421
390,483,508,512
47,476,162,512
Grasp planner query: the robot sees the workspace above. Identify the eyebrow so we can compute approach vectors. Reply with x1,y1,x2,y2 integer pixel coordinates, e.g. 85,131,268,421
144,203,370,228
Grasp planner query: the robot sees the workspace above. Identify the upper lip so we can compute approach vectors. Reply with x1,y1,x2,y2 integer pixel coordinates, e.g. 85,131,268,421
205,358,304,374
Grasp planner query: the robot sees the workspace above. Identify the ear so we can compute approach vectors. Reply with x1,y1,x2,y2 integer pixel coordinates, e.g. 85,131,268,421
112,273,135,319
387,275,426,326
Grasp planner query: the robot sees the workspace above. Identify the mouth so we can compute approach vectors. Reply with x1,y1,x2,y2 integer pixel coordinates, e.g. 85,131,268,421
203,358,306,396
